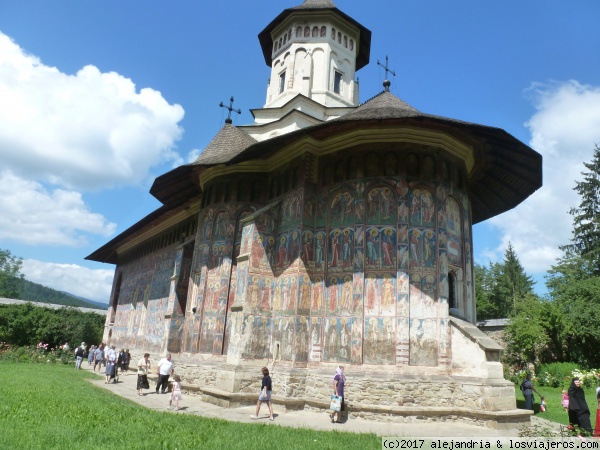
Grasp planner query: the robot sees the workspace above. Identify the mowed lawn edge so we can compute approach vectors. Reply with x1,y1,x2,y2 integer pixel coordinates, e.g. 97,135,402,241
0,363,380,450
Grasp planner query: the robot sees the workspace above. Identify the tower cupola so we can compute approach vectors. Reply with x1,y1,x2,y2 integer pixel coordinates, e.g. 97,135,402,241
258,0,371,109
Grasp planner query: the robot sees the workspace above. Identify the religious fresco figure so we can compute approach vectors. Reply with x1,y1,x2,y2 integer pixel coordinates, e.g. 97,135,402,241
341,229,352,267
299,274,311,310
314,232,325,267
327,276,339,314
410,189,422,225
338,318,351,361
381,274,395,315
324,318,338,361
409,229,423,267
341,275,353,313
382,228,395,268
311,277,323,313
329,230,341,269
302,230,314,264
366,228,379,267
423,230,436,267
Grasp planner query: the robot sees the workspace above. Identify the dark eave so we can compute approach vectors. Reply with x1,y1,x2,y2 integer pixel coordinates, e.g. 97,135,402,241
85,199,197,264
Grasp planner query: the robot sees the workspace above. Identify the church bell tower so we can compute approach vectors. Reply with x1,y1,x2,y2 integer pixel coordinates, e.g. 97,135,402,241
258,0,371,109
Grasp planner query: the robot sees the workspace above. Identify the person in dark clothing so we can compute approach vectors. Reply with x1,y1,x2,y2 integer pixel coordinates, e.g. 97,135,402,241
568,377,592,434
250,367,274,421
521,374,541,411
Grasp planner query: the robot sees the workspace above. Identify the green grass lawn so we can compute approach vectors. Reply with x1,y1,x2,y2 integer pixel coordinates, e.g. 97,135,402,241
515,382,599,428
0,363,380,450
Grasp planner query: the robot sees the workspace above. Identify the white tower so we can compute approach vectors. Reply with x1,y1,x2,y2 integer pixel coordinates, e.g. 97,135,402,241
240,0,371,141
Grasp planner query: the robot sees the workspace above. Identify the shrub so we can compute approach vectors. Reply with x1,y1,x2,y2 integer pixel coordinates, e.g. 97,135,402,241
0,345,75,365
537,362,579,387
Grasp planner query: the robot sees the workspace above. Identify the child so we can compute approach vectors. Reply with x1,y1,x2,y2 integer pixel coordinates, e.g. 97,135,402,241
562,389,569,412
169,375,182,410
540,396,546,412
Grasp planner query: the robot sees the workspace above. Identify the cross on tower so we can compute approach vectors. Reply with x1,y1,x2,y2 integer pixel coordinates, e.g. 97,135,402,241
219,96,241,124
377,55,396,92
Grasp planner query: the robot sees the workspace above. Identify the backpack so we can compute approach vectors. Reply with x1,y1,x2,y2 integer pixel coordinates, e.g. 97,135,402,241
75,347,84,358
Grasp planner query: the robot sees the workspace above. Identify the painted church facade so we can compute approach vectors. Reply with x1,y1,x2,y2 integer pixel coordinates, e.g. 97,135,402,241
88,0,542,427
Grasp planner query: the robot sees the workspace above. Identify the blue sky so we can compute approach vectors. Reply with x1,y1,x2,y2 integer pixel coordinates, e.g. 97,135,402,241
0,1,599,303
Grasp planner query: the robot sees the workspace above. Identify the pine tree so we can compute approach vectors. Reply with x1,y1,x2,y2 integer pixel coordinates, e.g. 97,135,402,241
500,242,535,315
561,144,600,275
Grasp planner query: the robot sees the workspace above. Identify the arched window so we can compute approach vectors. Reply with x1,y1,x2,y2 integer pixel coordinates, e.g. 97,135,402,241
320,26,326,37
312,26,318,37
296,26,302,37
304,26,310,37
344,36,348,48
331,28,336,39
338,32,342,44
350,39,354,50
448,272,457,309
283,33,287,45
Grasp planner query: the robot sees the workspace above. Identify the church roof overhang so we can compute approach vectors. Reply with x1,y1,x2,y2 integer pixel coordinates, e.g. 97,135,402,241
84,198,200,264
258,3,371,71
220,94,542,225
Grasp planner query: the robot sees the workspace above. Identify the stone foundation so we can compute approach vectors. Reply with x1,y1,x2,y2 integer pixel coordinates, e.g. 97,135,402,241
137,355,530,429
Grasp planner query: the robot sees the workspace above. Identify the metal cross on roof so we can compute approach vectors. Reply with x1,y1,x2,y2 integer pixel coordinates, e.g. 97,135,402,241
219,96,241,124
377,55,396,92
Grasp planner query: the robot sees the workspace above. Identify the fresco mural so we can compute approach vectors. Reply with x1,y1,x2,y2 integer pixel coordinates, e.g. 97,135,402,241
109,154,472,368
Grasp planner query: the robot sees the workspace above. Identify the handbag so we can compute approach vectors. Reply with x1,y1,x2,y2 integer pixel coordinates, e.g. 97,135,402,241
330,395,342,412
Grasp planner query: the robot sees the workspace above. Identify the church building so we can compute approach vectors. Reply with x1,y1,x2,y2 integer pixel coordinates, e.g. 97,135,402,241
88,0,542,427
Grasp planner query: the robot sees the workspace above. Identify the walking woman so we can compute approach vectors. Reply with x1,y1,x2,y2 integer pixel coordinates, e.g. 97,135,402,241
330,366,349,423
137,353,151,396
250,367,274,421
568,377,592,434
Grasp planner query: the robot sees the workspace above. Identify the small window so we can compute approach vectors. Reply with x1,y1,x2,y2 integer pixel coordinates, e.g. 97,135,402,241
312,26,318,37
283,33,287,45
279,71,286,94
350,39,354,51
338,32,342,44
344,36,348,48
320,26,326,37
296,26,302,37
448,273,457,309
288,30,292,40
331,28,336,39
304,26,310,37
333,71,342,94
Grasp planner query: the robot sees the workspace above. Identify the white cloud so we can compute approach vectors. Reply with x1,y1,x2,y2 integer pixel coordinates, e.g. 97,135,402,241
21,259,114,303
0,171,116,246
484,80,600,274
0,32,185,191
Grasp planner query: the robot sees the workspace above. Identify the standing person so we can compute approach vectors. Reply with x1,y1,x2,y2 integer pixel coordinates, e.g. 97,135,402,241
137,353,151,396
520,374,541,411
116,349,125,378
87,345,96,366
122,349,131,375
250,367,274,421
93,345,104,373
74,345,85,369
562,388,570,413
169,375,182,410
105,345,117,384
540,397,546,412
330,366,349,423
155,354,174,394
568,377,592,434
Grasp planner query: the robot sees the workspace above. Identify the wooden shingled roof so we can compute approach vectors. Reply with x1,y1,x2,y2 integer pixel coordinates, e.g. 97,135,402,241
87,90,542,263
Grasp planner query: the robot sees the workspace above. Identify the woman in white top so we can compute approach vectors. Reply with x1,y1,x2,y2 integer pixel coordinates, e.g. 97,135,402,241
137,353,151,396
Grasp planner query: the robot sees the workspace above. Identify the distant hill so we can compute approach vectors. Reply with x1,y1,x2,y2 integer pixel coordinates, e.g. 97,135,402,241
18,279,108,310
